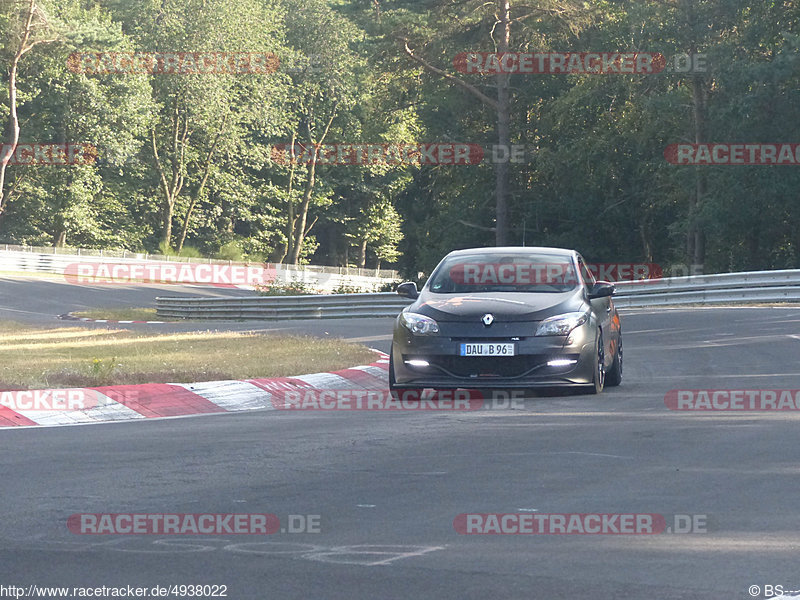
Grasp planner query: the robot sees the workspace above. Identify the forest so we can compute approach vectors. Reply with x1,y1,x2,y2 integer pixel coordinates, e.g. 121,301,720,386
0,0,797,277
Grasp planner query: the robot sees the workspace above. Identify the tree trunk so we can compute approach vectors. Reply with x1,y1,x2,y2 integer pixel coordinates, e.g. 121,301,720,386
289,152,316,264
639,223,653,262
176,115,226,253
176,202,194,253
0,60,22,215
151,102,188,252
161,203,173,250
494,0,512,246
690,72,707,273
0,0,41,215
288,110,336,264
284,130,298,263
357,237,367,268
684,0,707,273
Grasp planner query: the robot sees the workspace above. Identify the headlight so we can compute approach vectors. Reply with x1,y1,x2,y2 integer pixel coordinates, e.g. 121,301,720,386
535,311,589,336
400,312,440,335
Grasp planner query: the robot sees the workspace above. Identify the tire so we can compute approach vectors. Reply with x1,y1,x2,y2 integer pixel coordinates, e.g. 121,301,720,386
587,330,605,395
605,333,623,387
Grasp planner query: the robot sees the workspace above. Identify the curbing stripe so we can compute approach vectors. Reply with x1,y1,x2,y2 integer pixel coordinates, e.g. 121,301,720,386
93,384,226,418
293,372,355,390
10,393,145,427
0,352,390,428
0,406,38,427
333,368,387,390
352,364,391,376
246,377,317,409
176,380,275,412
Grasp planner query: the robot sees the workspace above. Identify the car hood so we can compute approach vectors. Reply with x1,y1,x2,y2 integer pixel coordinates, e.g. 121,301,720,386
410,289,586,322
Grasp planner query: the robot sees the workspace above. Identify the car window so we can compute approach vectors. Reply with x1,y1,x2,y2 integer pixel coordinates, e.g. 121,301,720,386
428,253,580,293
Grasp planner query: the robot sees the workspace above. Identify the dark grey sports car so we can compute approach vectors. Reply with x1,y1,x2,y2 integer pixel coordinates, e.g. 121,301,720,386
389,247,622,395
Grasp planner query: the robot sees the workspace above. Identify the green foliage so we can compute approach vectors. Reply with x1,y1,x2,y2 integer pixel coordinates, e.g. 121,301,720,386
215,241,244,261
157,241,202,258
375,279,402,293
331,281,364,294
0,0,797,275
255,278,319,296
89,356,119,385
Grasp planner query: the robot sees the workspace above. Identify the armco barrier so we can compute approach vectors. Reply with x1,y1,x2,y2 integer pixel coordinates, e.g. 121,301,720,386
156,293,412,320
612,269,800,308
0,247,397,292
155,269,800,320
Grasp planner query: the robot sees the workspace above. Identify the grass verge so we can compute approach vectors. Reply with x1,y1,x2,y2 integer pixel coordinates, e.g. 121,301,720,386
0,321,376,390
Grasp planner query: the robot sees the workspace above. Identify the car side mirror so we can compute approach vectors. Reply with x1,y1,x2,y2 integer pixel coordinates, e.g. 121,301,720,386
588,281,615,299
396,281,419,300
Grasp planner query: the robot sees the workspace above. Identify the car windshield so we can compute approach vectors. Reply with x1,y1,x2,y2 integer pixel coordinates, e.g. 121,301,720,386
427,253,580,293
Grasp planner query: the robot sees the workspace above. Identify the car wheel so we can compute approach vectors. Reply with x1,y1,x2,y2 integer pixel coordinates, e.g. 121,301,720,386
605,333,623,387
587,331,605,395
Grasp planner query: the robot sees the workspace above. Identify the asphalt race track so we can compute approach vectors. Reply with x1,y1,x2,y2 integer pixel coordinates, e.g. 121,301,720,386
0,275,385,339
2,275,800,599
0,275,253,324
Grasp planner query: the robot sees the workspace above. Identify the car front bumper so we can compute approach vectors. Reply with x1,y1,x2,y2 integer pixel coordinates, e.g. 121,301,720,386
391,319,598,389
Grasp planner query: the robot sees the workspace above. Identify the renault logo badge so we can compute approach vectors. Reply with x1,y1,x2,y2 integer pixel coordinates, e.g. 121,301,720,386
482,313,494,326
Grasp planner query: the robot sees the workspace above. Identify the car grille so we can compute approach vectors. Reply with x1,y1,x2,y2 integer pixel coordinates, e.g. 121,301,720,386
426,355,547,379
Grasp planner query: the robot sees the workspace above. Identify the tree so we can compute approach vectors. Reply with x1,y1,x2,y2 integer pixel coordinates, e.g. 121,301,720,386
0,0,60,214
130,0,288,251
395,0,592,245
276,0,361,264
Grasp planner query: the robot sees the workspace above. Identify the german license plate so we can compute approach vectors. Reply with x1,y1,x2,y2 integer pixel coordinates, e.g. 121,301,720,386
459,343,516,357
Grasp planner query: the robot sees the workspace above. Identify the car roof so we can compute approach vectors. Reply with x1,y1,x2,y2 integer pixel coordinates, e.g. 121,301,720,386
445,246,578,258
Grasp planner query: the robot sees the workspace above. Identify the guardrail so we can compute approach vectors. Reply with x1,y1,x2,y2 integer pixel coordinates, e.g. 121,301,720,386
156,293,412,320
0,248,397,293
155,269,800,320
612,269,800,307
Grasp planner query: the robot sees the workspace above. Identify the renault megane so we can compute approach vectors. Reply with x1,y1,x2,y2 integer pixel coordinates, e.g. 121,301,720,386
389,247,622,395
